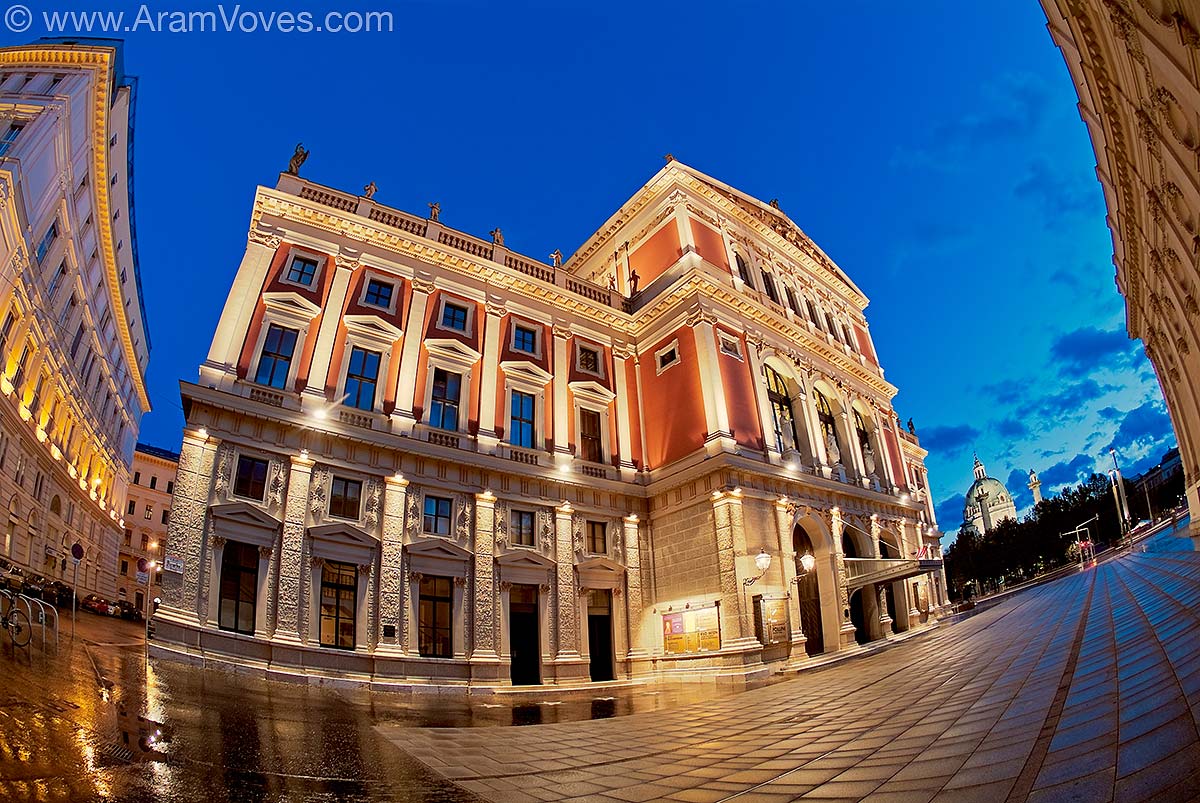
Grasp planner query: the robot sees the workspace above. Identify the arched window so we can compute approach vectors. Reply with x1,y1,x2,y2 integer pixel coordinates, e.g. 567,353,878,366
815,390,840,457
49,494,61,517
764,366,799,453
761,271,779,304
807,300,821,327
734,252,753,286
785,286,802,316
853,410,871,453
843,324,856,350
825,313,838,337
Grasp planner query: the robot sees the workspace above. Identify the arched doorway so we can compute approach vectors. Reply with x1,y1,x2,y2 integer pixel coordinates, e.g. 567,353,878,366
792,524,824,656
849,589,868,645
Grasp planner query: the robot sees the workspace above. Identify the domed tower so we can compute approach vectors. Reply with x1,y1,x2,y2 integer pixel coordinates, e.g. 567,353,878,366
1028,468,1043,505
962,455,1018,534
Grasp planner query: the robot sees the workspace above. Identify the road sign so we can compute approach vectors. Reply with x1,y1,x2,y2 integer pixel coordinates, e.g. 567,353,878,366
136,571,149,585
71,542,84,560
163,556,184,574
137,557,148,573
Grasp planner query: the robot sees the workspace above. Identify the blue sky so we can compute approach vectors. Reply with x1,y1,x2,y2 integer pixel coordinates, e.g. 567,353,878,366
7,1,1175,538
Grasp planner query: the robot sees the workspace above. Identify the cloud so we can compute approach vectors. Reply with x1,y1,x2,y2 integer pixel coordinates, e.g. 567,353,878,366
1020,378,1118,425
919,424,981,456
1014,159,1104,221
1041,453,1097,490
1105,400,1174,455
936,493,966,527
1006,468,1034,511
980,380,1022,406
1048,267,1084,290
994,417,1028,440
1049,326,1138,377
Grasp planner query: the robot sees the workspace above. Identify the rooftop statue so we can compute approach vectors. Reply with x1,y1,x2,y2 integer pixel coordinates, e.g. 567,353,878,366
287,143,309,175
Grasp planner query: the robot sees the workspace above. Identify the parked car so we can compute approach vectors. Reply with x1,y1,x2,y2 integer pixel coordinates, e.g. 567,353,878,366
40,581,74,607
81,594,115,615
20,574,46,598
115,600,144,622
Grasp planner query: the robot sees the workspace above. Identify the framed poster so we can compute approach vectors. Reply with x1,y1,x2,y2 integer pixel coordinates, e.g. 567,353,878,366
662,604,721,654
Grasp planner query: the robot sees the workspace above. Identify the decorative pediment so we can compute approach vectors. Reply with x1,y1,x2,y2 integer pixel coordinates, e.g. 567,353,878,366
406,536,471,577
211,501,281,548
425,337,481,370
344,314,403,348
500,359,553,390
576,555,625,574
568,379,616,406
262,290,321,327
577,555,625,590
497,549,556,570
308,521,379,565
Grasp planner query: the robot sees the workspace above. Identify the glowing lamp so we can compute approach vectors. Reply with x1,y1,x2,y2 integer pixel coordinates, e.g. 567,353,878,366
754,548,772,573
799,553,816,574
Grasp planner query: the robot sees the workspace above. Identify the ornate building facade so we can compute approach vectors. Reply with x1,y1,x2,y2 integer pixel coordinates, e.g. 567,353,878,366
155,159,946,687
1041,0,1200,544
0,41,151,598
118,443,176,615
962,455,1018,534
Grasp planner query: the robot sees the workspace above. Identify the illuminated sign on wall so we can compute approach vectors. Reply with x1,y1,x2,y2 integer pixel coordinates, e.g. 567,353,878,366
662,604,720,654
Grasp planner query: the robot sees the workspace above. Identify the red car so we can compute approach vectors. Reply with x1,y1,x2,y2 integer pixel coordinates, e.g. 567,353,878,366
81,594,116,615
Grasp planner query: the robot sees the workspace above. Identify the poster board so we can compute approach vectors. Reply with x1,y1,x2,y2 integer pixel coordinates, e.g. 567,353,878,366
758,596,789,645
662,604,721,654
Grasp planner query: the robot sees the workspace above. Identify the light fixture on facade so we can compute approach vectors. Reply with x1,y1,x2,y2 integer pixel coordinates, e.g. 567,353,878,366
196,427,208,441
743,548,772,588
798,552,816,574
300,448,309,461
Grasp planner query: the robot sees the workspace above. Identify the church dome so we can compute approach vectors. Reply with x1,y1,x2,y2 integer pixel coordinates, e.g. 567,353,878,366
961,455,1018,533
962,477,1010,518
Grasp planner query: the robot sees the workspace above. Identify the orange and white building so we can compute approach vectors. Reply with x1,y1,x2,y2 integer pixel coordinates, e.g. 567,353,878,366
155,158,946,687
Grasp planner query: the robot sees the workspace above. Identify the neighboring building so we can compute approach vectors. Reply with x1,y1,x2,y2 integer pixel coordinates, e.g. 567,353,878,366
118,443,177,613
0,40,151,597
1041,1,1200,544
155,158,945,688
962,455,1017,534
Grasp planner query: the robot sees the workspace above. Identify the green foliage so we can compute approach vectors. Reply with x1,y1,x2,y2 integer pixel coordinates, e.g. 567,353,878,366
944,472,1126,596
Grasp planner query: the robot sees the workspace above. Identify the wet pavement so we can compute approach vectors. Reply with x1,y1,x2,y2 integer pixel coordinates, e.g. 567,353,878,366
0,521,1196,802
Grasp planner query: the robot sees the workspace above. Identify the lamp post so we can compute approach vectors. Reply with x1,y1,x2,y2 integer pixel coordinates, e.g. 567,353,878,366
1109,449,1132,543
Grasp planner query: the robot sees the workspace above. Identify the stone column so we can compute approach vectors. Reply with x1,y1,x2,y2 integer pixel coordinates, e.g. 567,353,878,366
744,338,782,461
554,503,581,662
272,452,314,645
376,475,408,655
622,514,646,659
831,507,856,647
392,275,434,433
302,254,357,404
870,514,882,558
551,324,572,468
452,576,468,658
691,311,734,452
202,229,280,385
205,535,226,627
308,558,324,646
799,379,829,469
612,345,637,481
471,492,501,673
774,499,806,648
476,301,505,453
254,545,272,638
405,570,422,655
839,410,865,477
712,490,751,643
355,564,371,652
159,430,219,624
877,584,893,636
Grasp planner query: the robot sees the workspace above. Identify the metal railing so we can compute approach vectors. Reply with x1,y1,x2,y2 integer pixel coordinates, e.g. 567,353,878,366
0,588,58,652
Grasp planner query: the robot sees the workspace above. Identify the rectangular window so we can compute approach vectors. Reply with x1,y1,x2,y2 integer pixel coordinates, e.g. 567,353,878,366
429,368,461,431
218,541,258,635
166,481,174,495
423,495,452,536
149,476,157,490
510,390,535,449
140,533,148,551
418,575,453,658
60,295,76,328
144,504,153,520
0,310,15,354
254,324,298,389
512,324,537,355
657,346,679,372
126,499,135,515
440,302,468,331
761,271,779,304
807,300,821,326
587,520,607,554
329,476,362,519
319,561,357,650
34,220,57,263
785,287,802,315
511,510,535,547
285,255,318,286
0,123,23,157
69,325,85,361
363,279,393,309
578,346,600,374
161,509,170,525
120,559,128,575
580,409,603,463
46,263,65,301
12,341,31,390
343,346,380,411
233,455,269,501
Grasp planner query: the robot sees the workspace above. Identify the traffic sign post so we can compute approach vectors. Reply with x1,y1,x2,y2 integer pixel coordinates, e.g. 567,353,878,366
70,542,84,641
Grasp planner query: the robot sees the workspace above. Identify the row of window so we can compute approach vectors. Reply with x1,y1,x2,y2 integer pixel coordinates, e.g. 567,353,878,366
763,365,879,465
131,470,173,494
734,253,862,352
125,498,170,525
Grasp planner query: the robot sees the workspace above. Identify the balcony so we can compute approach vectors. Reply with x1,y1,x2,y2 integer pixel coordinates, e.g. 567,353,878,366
843,557,943,591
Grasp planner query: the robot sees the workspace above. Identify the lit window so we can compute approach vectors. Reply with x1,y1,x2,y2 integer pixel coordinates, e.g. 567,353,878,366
587,520,607,554
511,510,535,547
440,302,468,331
329,477,362,519
343,347,380,411
512,324,537,355
233,455,269,501
255,324,298,389
363,279,393,309
285,255,318,286
423,495,452,535
144,504,153,520
579,409,602,463
510,390,536,449
765,366,799,453
319,561,357,650
418,575,453,657
34,220,57,264
429,368,461,431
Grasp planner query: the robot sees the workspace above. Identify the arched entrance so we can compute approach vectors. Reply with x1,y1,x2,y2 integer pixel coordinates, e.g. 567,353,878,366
842,532,860,558
792,524,824,656
849,589,869,645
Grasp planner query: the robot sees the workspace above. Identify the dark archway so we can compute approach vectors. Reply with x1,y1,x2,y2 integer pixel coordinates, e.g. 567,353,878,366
842,532,859,558
792,524,824,656
849,589,869,645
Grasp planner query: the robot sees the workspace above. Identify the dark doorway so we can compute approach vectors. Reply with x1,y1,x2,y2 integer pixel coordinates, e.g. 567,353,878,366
792,525,824,656
509,584,540,685
849,589,869,645
587,589,614,682
135,591,144,611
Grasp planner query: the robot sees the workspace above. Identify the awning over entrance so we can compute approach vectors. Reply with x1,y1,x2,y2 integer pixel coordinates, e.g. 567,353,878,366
844,558,943,591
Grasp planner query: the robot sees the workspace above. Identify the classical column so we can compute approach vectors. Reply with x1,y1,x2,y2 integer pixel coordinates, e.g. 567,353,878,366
830,507,856,647
691,311,734,452
712,490,751,643
472,491,500,662
405,570,422,655
870,514,882,559
476,301,505,453
612,344,637,481
554,503,581,661
774,498,806,648
392,275,434,433
452,576,468,659
799,378,829,469
355,564,371,652
551,324,572,468
871,411,896,488
376,474,408,655
839,410,865,478
302,253,358,403
672,202,694,254
272,452,314,645
202,228,280,385
158,429,219,624
254,545,272,638
622,514,646,659
205,535,226,627
877,584,893,636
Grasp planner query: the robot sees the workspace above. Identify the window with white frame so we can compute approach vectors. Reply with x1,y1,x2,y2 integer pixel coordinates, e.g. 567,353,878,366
576,343,604,378
579,408,603,463
655,340,680,375
510,390,536,449
511,509,535,547
254,324,298,389
343,347,381,411
429,368,461,431
362,277,394,311
329,476,362,519
718,332,743,360
34,220,57,264
438,300,470,333
283,253,319,288
423,495,452,536
511,322,539,357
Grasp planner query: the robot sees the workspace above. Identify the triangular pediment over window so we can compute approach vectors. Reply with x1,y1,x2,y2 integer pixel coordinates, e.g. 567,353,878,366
568,379,616,406
425,338,481,370
406,536,471,577
497,549,556,570
211,502,281,548
500,359,553,389
344,313,403,349
308,521,379,565
262,291,321,327
577,555,625,589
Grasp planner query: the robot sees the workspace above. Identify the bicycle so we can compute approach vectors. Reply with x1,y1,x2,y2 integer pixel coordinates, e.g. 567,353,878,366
1,604,30,648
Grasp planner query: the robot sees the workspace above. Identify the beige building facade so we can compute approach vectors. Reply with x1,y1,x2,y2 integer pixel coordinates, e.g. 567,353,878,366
0,41,151,597
118,444,176,614
155,159,946,688
1041,0,1200,542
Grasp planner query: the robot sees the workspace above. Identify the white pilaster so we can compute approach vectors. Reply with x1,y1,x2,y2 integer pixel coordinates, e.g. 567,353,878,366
392,275,434,433
476,302,505,453
612,345,637,480
302,255,356,403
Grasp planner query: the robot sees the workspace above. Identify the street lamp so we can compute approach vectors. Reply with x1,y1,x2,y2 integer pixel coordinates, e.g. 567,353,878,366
743,548,772,587
791,552,817,582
